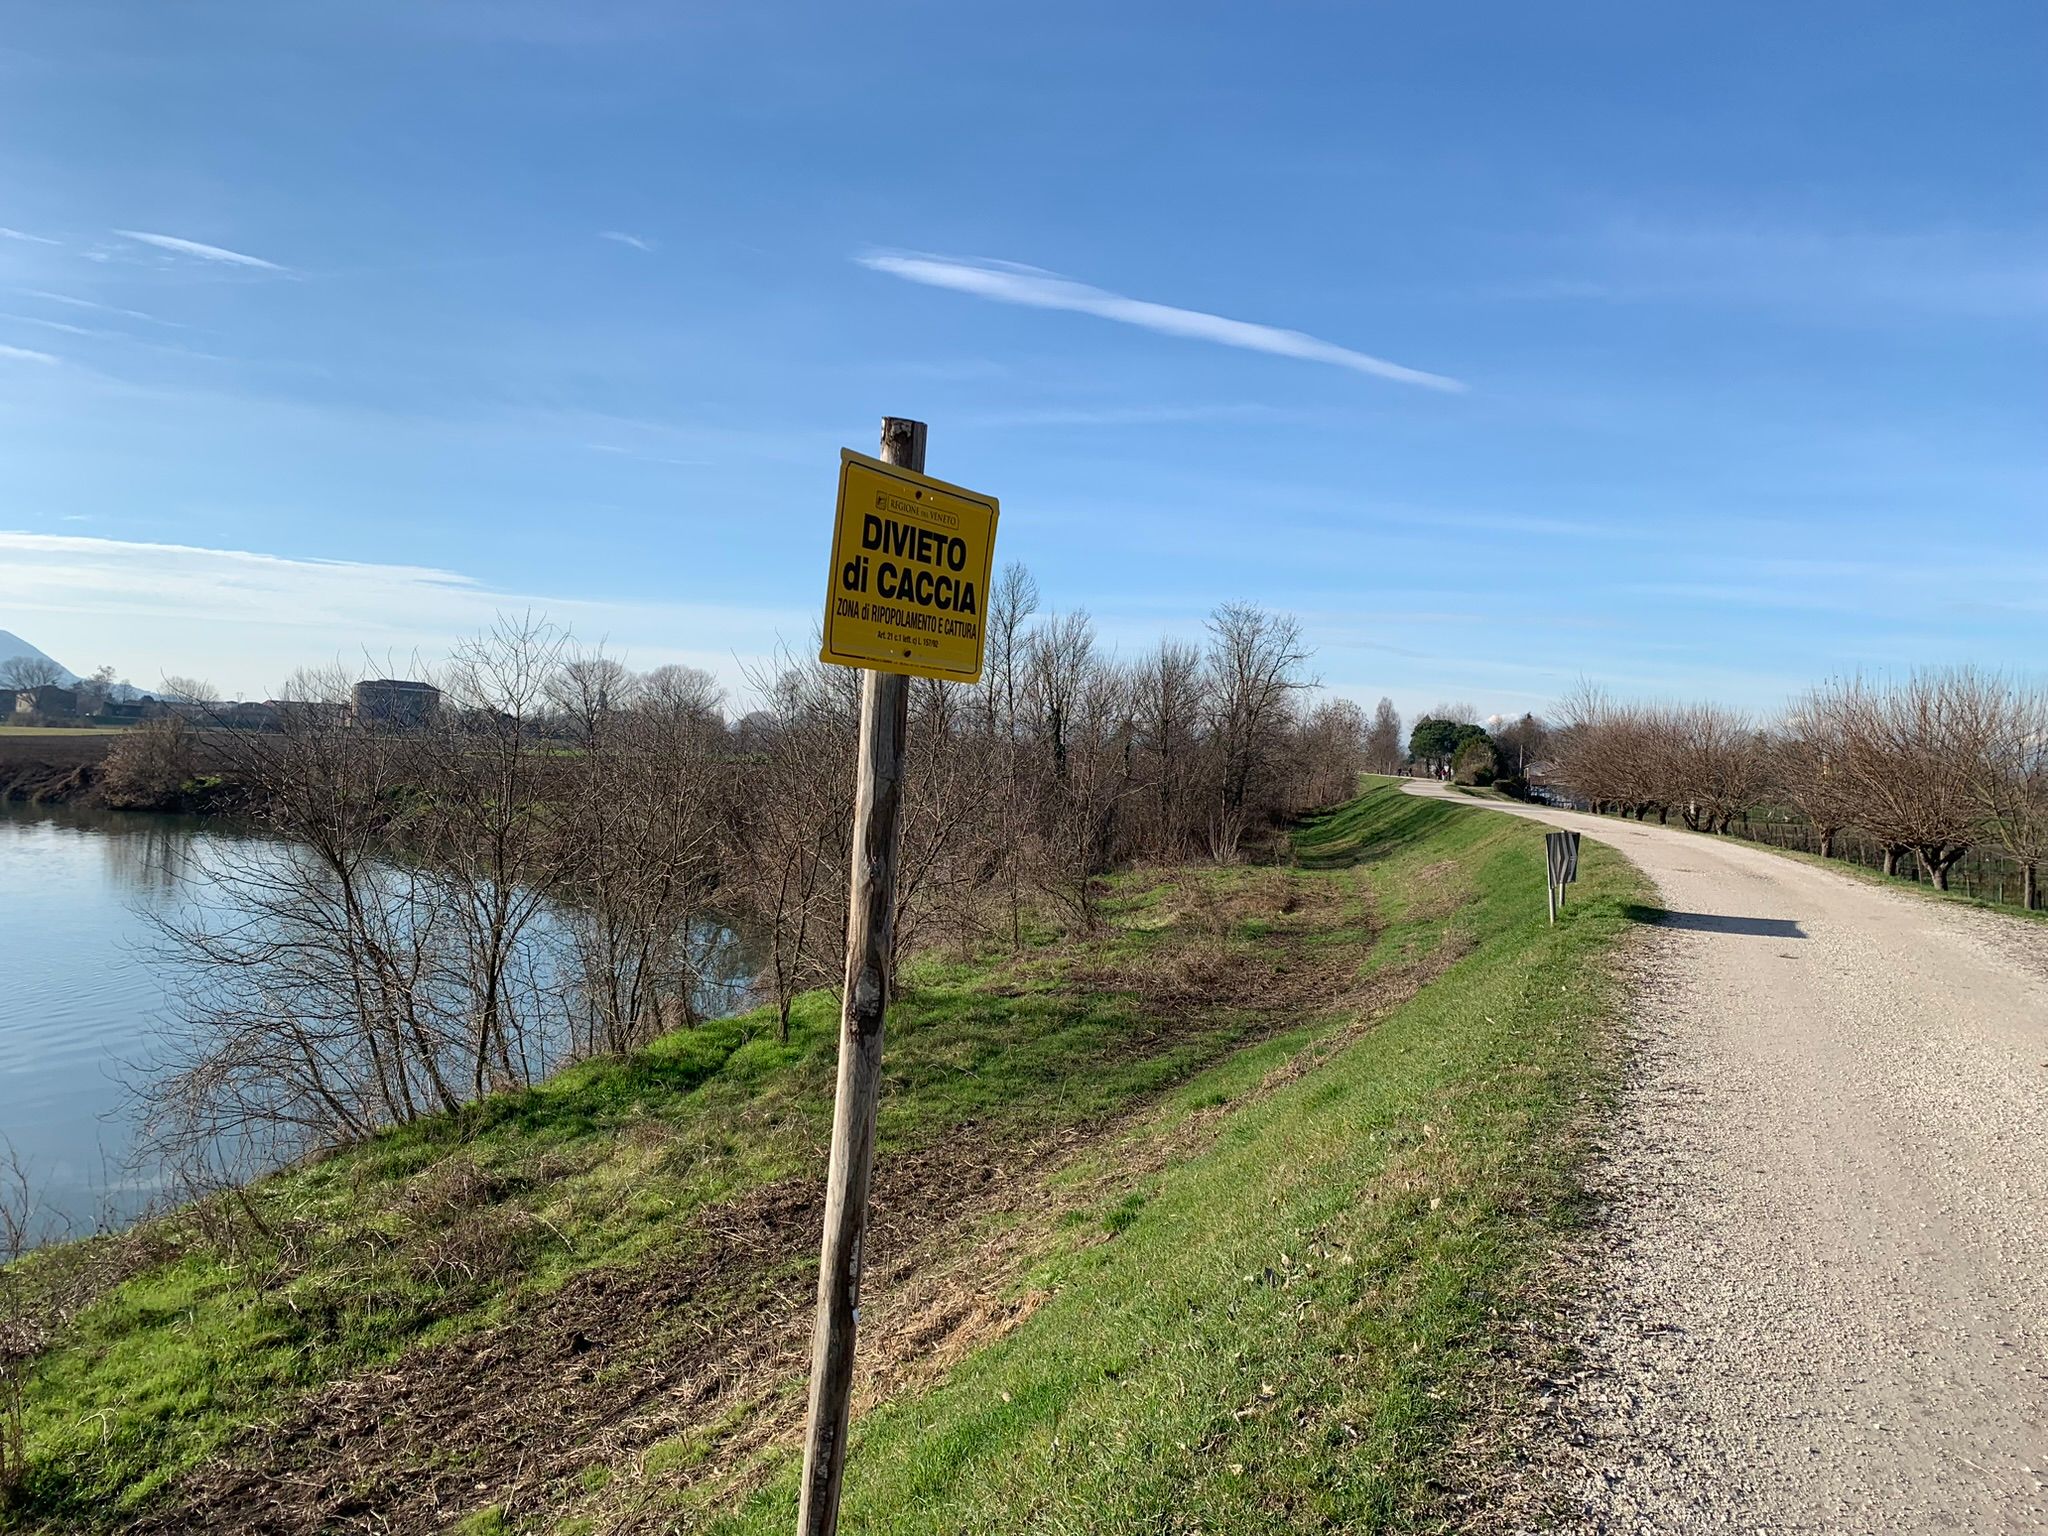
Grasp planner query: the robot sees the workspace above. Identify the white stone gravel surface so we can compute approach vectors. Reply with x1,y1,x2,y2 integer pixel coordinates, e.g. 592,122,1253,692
1406,782,2048,1534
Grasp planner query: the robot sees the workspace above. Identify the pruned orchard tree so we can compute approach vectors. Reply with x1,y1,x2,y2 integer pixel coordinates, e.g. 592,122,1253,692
1777,690,1862,859
1668,704,1769,834
1974,681,2048,911
1816,670,2003,888
1559,670,2042,897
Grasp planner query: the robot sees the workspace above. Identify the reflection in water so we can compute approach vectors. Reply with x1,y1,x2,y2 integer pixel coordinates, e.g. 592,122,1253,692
0,800,758,1245
92,810,211,898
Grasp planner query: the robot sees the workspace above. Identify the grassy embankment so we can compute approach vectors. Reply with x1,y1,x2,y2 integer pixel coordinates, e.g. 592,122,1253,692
3,779,1648,1534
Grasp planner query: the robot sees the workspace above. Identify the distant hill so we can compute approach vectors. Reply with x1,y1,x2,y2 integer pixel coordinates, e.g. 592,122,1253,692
0,629,78,685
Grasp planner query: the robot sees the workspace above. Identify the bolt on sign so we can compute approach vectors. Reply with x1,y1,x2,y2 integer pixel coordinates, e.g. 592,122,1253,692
820,448,1000,684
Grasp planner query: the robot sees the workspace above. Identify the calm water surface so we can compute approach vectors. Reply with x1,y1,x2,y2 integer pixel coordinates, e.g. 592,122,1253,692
0,801,756,1243
0,801,225,1237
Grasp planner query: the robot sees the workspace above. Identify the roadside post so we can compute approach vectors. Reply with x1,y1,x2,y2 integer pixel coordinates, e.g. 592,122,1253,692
1544,830,1580,923
797,418,999,1536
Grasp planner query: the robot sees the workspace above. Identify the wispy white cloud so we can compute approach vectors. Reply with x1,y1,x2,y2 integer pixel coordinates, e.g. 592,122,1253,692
0,343,59,364
0,227,60,246
2,313,101,337
858,251,1464,391
0,532,800,702
598,230,656,252
114,230,286,271
23,290,180,326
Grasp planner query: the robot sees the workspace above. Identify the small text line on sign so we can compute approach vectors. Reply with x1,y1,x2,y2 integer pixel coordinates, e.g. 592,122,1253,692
820,447,1000,684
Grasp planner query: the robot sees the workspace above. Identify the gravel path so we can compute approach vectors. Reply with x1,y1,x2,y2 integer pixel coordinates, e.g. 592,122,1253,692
1405,783,2048,1533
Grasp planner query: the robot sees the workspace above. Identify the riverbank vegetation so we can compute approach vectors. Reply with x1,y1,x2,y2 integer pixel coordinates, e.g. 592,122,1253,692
132,581,1367,1186
1,780,1645,1533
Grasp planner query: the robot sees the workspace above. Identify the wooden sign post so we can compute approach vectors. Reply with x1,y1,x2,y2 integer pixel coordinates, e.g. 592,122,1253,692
796,418,998,1536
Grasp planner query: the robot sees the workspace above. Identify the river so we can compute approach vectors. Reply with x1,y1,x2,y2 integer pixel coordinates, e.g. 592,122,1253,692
0,801,756,1244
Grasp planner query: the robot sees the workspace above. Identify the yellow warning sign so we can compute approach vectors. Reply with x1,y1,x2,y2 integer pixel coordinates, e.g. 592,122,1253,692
820,448,1000,683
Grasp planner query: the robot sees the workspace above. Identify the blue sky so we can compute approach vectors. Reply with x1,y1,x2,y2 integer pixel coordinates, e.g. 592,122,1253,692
1,2,2042,719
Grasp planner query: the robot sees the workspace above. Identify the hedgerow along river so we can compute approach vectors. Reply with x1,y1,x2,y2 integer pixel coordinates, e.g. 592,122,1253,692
0,800,756,1245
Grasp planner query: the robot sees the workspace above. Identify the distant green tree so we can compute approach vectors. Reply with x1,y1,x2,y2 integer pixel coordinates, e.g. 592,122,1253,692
1451,735,1500,785
1409,716,1489,775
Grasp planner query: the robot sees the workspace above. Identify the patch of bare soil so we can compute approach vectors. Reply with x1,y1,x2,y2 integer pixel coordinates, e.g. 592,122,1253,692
125,864,1470,1536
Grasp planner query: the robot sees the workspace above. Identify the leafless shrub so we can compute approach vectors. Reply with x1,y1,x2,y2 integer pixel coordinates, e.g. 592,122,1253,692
98,714,199,809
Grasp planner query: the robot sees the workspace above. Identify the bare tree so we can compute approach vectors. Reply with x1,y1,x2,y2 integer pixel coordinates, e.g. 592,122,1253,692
0,654,64,692
1,1143,37,1499
145,668,463,1163
559,682,728,1052
1668,704,1768,834
1296,696,1369,804
73,664,118,715
417,617,577,1097
726,651,856,1040
1975,681,2048,910
130,582,1371,1167
548,650,638,743
159,675,220,706
1205,602,1313,828
1023,609,1097,784
1364,697,1404,774
1132,638,1210,853
1822,670,2001,888
1492,712,1549,779
1776,692,1862,859
979,561,1039,739
637,663,724,727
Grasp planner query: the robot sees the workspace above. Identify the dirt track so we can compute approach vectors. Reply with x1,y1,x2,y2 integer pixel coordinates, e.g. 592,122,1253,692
1405,782,2048,1533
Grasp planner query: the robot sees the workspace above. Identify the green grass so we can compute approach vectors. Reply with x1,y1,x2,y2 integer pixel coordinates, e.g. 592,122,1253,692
5,824,1372,1528
611,781,1650,1534
8,781,1646,1534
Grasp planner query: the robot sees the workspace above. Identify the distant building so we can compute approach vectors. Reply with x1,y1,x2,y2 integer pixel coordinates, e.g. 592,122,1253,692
218,701,281,732
95,699,151,726
352,678,441,730
268,698,352,731
14,684,79,721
